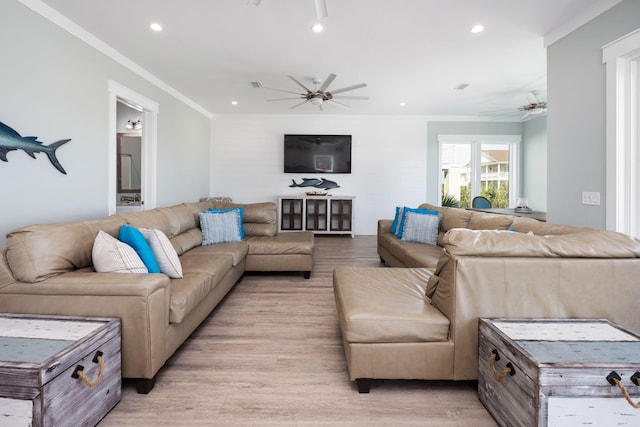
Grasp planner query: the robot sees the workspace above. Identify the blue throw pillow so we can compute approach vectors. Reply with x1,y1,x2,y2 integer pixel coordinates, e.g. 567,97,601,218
395,207,438,239
401,211,440,245
208,207,244,239
390,206,403,235
118,225,161,273
200,208,244,245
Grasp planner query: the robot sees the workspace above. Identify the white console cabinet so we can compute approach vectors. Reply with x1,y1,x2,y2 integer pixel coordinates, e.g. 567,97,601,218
278,196,354,237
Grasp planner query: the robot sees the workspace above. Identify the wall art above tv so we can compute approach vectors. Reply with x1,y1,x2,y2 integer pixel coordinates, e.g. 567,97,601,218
284,134,351,174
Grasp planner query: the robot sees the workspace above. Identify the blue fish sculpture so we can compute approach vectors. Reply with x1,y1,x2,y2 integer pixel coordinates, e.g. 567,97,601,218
289,178,340,190
0,121,70,174
315,178,340,190
290,178,323,188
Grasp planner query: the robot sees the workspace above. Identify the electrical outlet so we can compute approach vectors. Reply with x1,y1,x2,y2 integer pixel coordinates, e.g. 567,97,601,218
582,192,600,206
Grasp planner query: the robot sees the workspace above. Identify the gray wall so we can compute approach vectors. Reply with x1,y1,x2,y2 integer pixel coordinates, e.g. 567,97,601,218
523,116,547,212
547,0,640,226
0,1,212,248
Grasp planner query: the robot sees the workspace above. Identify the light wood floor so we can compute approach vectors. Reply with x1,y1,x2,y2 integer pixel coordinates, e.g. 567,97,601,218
99,236,497,426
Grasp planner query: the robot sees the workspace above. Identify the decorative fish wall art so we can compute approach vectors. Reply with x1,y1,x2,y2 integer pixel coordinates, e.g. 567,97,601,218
0,121,70,174
289,178,340,190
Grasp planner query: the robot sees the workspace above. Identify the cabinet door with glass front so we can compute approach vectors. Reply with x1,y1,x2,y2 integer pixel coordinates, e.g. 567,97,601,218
280,198,303,231
330,199,352,232
306,199,328,231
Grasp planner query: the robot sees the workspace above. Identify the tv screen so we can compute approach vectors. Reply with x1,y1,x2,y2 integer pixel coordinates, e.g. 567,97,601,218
284,134,352,174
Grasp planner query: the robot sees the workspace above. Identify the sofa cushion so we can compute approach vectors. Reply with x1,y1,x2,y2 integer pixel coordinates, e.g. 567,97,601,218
200,209,244,244
442,228,640,258
379,233,442,268
440,207,473,232
245,232,314,255
401,211,440,245
119,225,160,273
467,211,515,230
5,217,124,283
187,242,249,267
333,267,449,343
170,228,203,256
209,202,277,237
140,228,184,278
170,253,234,323
92,231,148,273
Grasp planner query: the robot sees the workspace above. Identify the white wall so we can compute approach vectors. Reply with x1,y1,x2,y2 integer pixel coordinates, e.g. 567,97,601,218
210,115,428,235
547,0,640,227
0,1,211,248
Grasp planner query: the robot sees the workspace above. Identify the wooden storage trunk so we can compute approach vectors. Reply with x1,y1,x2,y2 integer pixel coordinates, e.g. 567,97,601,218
0,314,121,427
479,318,640,427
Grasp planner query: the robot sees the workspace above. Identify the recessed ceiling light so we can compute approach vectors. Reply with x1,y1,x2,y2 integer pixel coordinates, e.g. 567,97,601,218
471,24,484,34
231,101,238,106
150,22,163,32
312,23,324,33
399,102,406,107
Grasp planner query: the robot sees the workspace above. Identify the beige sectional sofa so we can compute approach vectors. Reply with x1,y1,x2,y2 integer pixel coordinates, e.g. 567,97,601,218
334,204,640,392
0,200,313,393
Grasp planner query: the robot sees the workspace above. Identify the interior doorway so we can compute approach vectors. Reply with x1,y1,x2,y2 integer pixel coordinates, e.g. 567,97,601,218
108,81,158,215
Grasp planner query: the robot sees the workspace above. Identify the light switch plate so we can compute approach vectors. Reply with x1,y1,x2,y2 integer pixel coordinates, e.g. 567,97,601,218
582,191,600,205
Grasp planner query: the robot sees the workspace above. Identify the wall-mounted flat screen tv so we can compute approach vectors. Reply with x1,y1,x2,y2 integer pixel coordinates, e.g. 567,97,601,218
284,134,352,174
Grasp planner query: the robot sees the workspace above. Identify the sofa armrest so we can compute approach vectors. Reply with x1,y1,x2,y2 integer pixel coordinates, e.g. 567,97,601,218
378,219,392,234
0,271,171,379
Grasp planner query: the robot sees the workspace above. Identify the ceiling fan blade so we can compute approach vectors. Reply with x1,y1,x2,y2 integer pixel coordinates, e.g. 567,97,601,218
267,97,305,101
332,95,369,100
328,100,351,109
289,100,310,109
315,0,328,19
318,73,336,92
288,75,313,93
329,82,367,95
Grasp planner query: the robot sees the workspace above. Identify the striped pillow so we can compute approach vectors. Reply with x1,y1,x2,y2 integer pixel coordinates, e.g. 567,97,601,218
401,211,440,245
200,208,244,245
92,230,148,273
140,228,183,278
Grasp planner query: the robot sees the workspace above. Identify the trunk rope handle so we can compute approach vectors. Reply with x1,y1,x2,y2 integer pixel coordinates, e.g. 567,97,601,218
488,349,516,382
71,351,105,388
607,371,640,409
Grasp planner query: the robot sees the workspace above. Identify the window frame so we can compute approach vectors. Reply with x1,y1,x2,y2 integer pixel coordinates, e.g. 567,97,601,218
437,134,521,208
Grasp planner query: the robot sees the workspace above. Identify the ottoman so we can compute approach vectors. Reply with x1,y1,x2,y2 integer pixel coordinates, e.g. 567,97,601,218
333,267,452,392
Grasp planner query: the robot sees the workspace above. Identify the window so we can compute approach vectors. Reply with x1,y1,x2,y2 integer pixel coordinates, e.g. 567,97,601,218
603,28,640,238
438,135,521,208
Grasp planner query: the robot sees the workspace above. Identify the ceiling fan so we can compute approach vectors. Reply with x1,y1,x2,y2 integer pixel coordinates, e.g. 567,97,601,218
481,91,548,121
253,74,368,111
248,0,328,20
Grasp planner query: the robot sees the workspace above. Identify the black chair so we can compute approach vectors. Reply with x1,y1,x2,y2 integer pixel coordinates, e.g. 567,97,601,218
472,196,491,208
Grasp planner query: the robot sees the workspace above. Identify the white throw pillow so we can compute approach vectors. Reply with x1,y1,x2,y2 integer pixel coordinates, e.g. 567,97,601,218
92,230,148,273
139,228,184,278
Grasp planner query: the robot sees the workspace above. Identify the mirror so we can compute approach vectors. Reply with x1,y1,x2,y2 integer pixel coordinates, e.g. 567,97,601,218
117,133,141,193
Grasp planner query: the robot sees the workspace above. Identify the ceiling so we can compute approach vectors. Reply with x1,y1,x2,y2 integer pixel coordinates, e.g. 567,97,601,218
36,0,621,118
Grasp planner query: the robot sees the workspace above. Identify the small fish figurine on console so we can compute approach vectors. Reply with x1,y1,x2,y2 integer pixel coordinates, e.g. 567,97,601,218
0,121,70,174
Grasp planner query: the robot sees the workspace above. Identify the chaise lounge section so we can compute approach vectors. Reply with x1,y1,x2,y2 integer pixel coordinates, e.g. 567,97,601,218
0,200,313,393
334,204,640,392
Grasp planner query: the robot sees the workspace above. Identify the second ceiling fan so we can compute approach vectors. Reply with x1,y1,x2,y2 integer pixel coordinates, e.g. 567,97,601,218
255,74,368,111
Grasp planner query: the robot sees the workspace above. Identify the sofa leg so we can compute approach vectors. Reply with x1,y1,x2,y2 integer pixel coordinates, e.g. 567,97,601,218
304,271,311,279
356,378,371,393
135,376,157,394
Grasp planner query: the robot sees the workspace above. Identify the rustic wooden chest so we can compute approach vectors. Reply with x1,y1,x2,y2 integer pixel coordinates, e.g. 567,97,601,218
0,313,121,427
479,318,640,427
